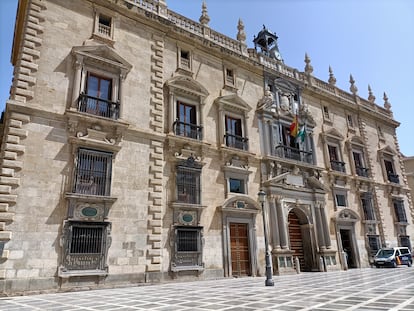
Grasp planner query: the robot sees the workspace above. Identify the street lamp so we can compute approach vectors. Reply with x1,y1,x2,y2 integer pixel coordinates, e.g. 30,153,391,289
258,189,274,286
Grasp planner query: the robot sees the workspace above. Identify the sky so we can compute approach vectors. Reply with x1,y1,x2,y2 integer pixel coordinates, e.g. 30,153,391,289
0,0,413,156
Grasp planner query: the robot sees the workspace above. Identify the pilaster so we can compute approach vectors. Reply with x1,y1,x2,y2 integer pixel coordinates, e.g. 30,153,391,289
146,33,165,273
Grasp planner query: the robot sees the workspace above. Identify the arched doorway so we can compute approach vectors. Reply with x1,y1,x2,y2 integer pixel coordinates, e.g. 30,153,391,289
288,209,313,271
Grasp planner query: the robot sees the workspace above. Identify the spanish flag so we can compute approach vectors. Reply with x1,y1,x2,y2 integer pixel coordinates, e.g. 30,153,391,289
290,115,298,138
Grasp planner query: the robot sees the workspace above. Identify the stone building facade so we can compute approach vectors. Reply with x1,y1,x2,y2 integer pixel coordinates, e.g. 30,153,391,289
0,0,412,294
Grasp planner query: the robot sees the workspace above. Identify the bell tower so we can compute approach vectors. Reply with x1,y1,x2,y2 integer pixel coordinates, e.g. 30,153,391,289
253,25,283,61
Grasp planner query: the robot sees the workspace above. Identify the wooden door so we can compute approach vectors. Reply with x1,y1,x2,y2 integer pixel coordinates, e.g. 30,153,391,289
288,211,305,271
230,223,251,276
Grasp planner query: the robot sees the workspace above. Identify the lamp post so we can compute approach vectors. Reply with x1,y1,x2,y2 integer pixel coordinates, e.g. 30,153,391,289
258,189,274,286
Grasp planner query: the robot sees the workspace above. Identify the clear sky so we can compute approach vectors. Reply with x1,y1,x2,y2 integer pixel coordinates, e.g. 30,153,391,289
1,0,413,156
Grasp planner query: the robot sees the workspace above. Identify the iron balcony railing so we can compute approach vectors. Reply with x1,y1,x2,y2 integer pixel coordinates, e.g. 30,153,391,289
173,120,203,140
330,160,346,173
78,93,120,120
224,133,248,151
388,172,400,184
356,166,369,178
274,145,313,163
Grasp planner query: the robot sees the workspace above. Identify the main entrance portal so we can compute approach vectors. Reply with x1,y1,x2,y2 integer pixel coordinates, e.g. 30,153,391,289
230,223,251,276
288,211,306,271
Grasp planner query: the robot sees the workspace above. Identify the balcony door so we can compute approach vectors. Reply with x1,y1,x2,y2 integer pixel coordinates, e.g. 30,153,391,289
85,73,113,117
177,101,197,138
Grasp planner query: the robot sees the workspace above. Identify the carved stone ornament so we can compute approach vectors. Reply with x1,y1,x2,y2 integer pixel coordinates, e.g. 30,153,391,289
225,156,249,170
257,87,274,110
174,145,201,162
77,125,116,145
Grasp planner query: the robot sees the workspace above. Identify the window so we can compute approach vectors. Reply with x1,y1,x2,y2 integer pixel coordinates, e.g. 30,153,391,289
176,163,201,204
166,76,208,141
78,73,118,119
225,115,247,150
347,114,354,128
393,199,407,223
353,151,368,177
361,193,375,220
61,221,110,273
172,227,203,271
177,47,192,72
71,45,132,121
174,101,201,139
335,192,347,207
225,68,235,86
328,144,345,172
74,148,112,196
98,14,112,37
384,159,399,183
93,11,114,41
229,178,245,194
322,106,330,120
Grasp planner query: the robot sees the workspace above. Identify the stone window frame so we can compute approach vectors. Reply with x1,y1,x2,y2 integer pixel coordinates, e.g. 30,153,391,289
177,45,193,72
333,188,348,209
70,45,132,120
59,220,111,278
73,148,113,197
215,94,251,152
322,128,346,173
322,105,332,124
393,198,408,224
360,192,376,221
166,76,209,140
378,146,399,184
224,65,236,88
347,137,369,178
93,8,115,43
223,164,252,198
171,226,204,272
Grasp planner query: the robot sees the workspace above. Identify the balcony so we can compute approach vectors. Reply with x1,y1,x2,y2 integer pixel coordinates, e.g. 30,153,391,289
274,145,313,164
224,133,248,151
387,173,400,184
356,166,369,178
173,120,203,140
78,93,119,120
330,160,346,173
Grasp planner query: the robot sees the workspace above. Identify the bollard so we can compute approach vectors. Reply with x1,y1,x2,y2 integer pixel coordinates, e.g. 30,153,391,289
295,256,301,274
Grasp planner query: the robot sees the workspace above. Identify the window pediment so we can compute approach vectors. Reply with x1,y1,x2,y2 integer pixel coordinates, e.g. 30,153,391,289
379,145,396,156
349,136,365,147
72,45,132,76
221,196,260,214
215,94,252,113
324,127,344,141
166,76,209,99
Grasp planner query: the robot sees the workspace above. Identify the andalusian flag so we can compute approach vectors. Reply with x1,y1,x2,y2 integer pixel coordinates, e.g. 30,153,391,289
290,115,298,137
296,125,306,143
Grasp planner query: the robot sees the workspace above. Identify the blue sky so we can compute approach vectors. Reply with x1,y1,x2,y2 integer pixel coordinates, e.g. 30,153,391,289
1,0,413,156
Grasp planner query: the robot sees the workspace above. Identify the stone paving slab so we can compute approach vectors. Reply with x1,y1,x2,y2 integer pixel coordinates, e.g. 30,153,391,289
1,268,414,310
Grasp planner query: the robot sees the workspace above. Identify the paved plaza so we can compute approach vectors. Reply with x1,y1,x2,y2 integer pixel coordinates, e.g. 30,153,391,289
1,268,414,310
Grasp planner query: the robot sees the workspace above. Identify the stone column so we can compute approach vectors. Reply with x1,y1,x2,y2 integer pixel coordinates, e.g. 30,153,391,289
218,104,224,145
269,196,280,249
320,203,331,248
71,58,83,109
276,197,288,249
314,202,326,250
168,90,174,134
